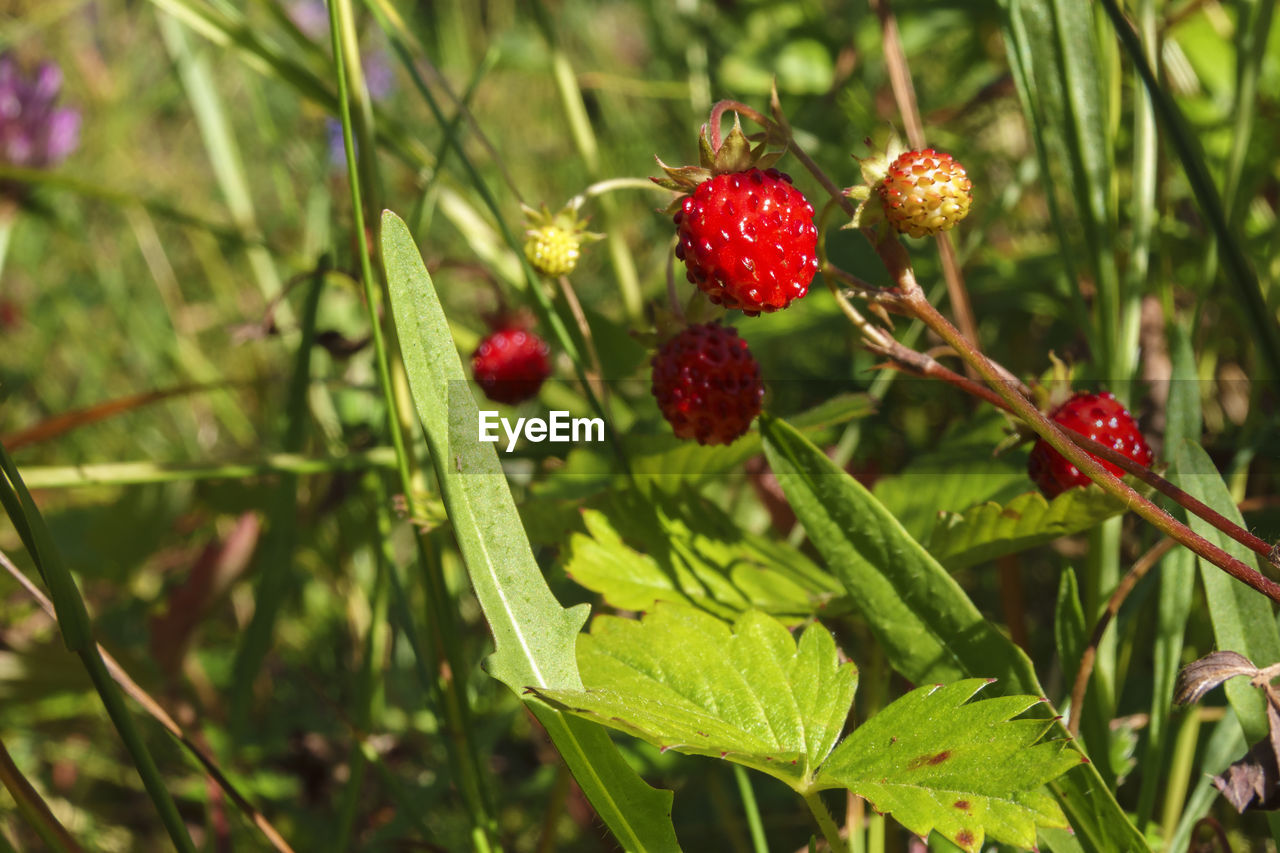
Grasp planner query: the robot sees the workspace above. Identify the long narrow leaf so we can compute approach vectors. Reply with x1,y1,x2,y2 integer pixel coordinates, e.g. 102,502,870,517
1099,0,1280,378
1168,442,1280,744
381,210,680,852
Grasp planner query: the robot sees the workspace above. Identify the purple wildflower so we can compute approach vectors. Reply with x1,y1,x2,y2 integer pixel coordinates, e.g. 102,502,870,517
0,54,80,170
362,49,395,102
287,0,328,41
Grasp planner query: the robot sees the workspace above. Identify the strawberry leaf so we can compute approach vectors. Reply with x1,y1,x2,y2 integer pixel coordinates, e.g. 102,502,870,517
815,680,1084,851
562,489,846,623
529,605,856,789
927,485,1126,569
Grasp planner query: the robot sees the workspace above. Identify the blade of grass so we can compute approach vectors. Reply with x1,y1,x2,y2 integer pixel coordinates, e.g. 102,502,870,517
13,449,396,488
997,0,1097,363
0,444,195,852
0,165,271,248
144,0,429,172
156,11,289,324
228,265,322,730
381,209,680,851
532,0,643,322
1168,441,1280,745
125,205,258,445
1135,318,1200,826
0,548,297,852
366,0,622,459
328,3,502,846
334,526,389,851
0,737,83,853
1100,0,1280,378
732,765,768,853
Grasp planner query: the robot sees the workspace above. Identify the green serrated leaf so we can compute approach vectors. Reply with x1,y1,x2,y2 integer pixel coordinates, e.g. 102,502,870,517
531,605,857,790
928,486,1125,570
759,414,1149,852
817,680,1081,851
563,489,846,622
381,211,680,852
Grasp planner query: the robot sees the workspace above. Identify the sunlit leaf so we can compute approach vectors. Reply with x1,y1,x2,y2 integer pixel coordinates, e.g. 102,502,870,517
759,414,1150,852
563,488,845,622
816,680,1082,851
531,605,856,789
927,485,1125,570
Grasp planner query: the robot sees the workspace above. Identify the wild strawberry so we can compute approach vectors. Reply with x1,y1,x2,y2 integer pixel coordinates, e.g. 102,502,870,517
654,115,817,316
1028,392,1153,499
878,148,972,238
651,323,763,446
471,325,552,405
521,201,601,278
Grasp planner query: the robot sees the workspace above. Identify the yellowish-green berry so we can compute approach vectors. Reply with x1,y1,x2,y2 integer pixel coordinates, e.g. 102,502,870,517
878,148,972,238
524,224,581,277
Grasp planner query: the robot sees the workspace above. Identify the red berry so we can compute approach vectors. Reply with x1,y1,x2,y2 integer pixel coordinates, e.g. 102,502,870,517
471,327,551,405
674,168,818,316
1028,392,1153,499
651,323,763,446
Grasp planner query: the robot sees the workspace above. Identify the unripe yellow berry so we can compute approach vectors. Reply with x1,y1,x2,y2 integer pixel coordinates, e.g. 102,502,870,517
879,149,972,238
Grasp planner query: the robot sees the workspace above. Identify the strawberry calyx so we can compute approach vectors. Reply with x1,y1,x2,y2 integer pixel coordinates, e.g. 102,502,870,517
651,112,785,209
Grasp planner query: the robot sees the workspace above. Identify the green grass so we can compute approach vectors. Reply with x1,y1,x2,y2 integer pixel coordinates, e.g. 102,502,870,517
2,0,1280,850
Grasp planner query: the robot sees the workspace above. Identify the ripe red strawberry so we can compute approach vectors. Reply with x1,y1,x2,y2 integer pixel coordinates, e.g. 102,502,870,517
878,148,972,238
654,114,818,316
1028,392,1153,499
471,326,551,405
673,168,818,315
651,323,763,446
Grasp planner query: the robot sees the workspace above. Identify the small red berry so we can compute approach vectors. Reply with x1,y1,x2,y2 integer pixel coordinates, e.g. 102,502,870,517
1028,392,1153,499
471,327,551,405
674,168,818,316
879,148,972,238
651,323,763,446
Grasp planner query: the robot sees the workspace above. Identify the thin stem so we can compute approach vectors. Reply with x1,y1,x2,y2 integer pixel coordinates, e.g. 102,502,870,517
16,448,397,489
557,274,610,409
902,284,1280,602
867,0,980,369
856,331,1279,569
803,791,845,852
571,176,676,206
0,549,297,852
707,99,771,151
535,762,572,853
328,2,500,848
0,736,83,853
733,765,768,853
1067,538,1177,737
